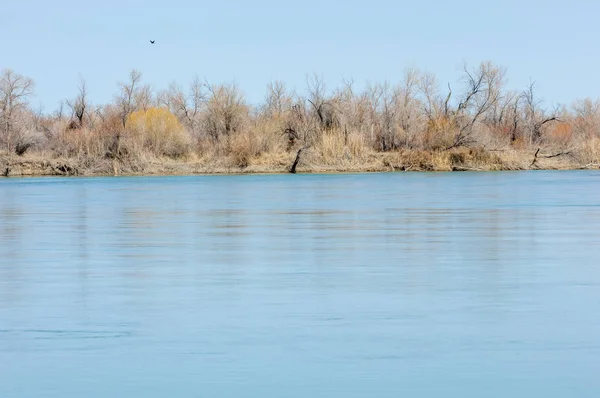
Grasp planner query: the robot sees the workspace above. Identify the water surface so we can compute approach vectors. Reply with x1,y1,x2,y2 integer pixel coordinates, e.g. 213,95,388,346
1,171,599,397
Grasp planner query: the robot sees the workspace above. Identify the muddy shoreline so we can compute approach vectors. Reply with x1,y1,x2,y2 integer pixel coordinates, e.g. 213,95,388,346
2,148,597,178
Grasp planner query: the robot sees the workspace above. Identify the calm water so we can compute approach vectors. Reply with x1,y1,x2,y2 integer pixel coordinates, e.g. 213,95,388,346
1,171,600,397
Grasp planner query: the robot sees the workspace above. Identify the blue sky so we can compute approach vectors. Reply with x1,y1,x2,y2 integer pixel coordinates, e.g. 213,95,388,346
1,0,598,111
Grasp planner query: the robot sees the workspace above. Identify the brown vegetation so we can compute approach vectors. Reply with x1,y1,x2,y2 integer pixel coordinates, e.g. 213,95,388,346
1,63,599,177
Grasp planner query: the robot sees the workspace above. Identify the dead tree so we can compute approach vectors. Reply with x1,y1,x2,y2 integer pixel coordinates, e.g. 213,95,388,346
530,147,572,168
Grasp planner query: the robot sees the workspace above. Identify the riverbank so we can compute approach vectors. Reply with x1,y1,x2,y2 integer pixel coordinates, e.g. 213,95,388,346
3,63,600,179
2,147,597,177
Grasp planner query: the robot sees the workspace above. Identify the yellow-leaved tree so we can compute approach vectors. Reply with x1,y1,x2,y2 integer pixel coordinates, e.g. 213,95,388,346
126,107,191,157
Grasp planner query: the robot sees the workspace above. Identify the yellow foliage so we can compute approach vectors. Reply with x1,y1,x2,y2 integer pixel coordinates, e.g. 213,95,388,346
126,107,191,157
426,117,454,133
424,116,457,150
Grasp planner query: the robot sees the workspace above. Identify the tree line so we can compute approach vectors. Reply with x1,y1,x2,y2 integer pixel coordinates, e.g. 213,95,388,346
1,62,599,169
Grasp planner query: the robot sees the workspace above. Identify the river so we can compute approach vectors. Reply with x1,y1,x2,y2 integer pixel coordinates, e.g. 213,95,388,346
1,171,599,397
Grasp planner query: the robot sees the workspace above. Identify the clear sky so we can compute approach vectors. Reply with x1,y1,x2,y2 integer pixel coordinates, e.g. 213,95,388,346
1,0,598,111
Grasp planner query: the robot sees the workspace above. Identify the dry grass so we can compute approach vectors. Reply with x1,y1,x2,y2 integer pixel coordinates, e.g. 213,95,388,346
578,137,600,165
4,117,599,177
317,129,370,164
3,144,598,178
228,120,285,168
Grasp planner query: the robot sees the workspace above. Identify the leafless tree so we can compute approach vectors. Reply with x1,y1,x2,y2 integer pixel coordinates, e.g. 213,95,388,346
363,74,423,151
397,69,421,134
450,62,505,147
281,95,323,149
363,82,384,145
379,82,399,151
0,69,35,153
66,78,89,129
334,78,356,124
419,71,442,121
202,82,248,141
484,90,518,133
507,94,523,143
522,81,560,144
333,78,371,143
571,98,600,140
263,80,292,119
115,69,143,127
306,73,337,130
135,83,154,111
163,76,206,136
55,100,66,121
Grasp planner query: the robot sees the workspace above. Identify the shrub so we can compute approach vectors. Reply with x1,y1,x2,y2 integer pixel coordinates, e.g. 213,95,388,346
202,84,248,142
546,122,573,148
126,107,191,157
423,117,457,150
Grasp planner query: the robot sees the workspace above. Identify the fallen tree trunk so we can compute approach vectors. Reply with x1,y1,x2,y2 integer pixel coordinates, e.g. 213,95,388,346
530,148,540,168
531,148,573,168
289,148,304,174
541,151,572,159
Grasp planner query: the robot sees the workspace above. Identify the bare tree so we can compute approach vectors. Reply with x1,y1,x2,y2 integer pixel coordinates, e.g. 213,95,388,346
572,98,600,140
203,82,248,142
263,80,292,119
334,78,355,125
508,94,522,143
306,73,337,130
484,90,518,133
364,82,384,145
55,100,66,121
26,105,50,143
135,83,154,111
419,71,442,121
398,69,421,133
163,76,206,136
363,74,423,151
522,81,560,145
334,77,371,143
379,81,399,151
450,62,505,147
392,69,424,148
281,95,323,150
0,69,35,153
115,69,142,127
65,77,89,129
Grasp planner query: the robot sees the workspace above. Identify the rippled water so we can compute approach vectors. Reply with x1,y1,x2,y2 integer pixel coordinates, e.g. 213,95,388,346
1,172,600,397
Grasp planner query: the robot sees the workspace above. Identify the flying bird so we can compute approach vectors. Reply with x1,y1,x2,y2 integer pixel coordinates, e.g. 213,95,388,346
150,40,155,44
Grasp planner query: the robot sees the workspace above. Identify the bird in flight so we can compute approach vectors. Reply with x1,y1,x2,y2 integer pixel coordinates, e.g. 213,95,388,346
150,40,155,44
